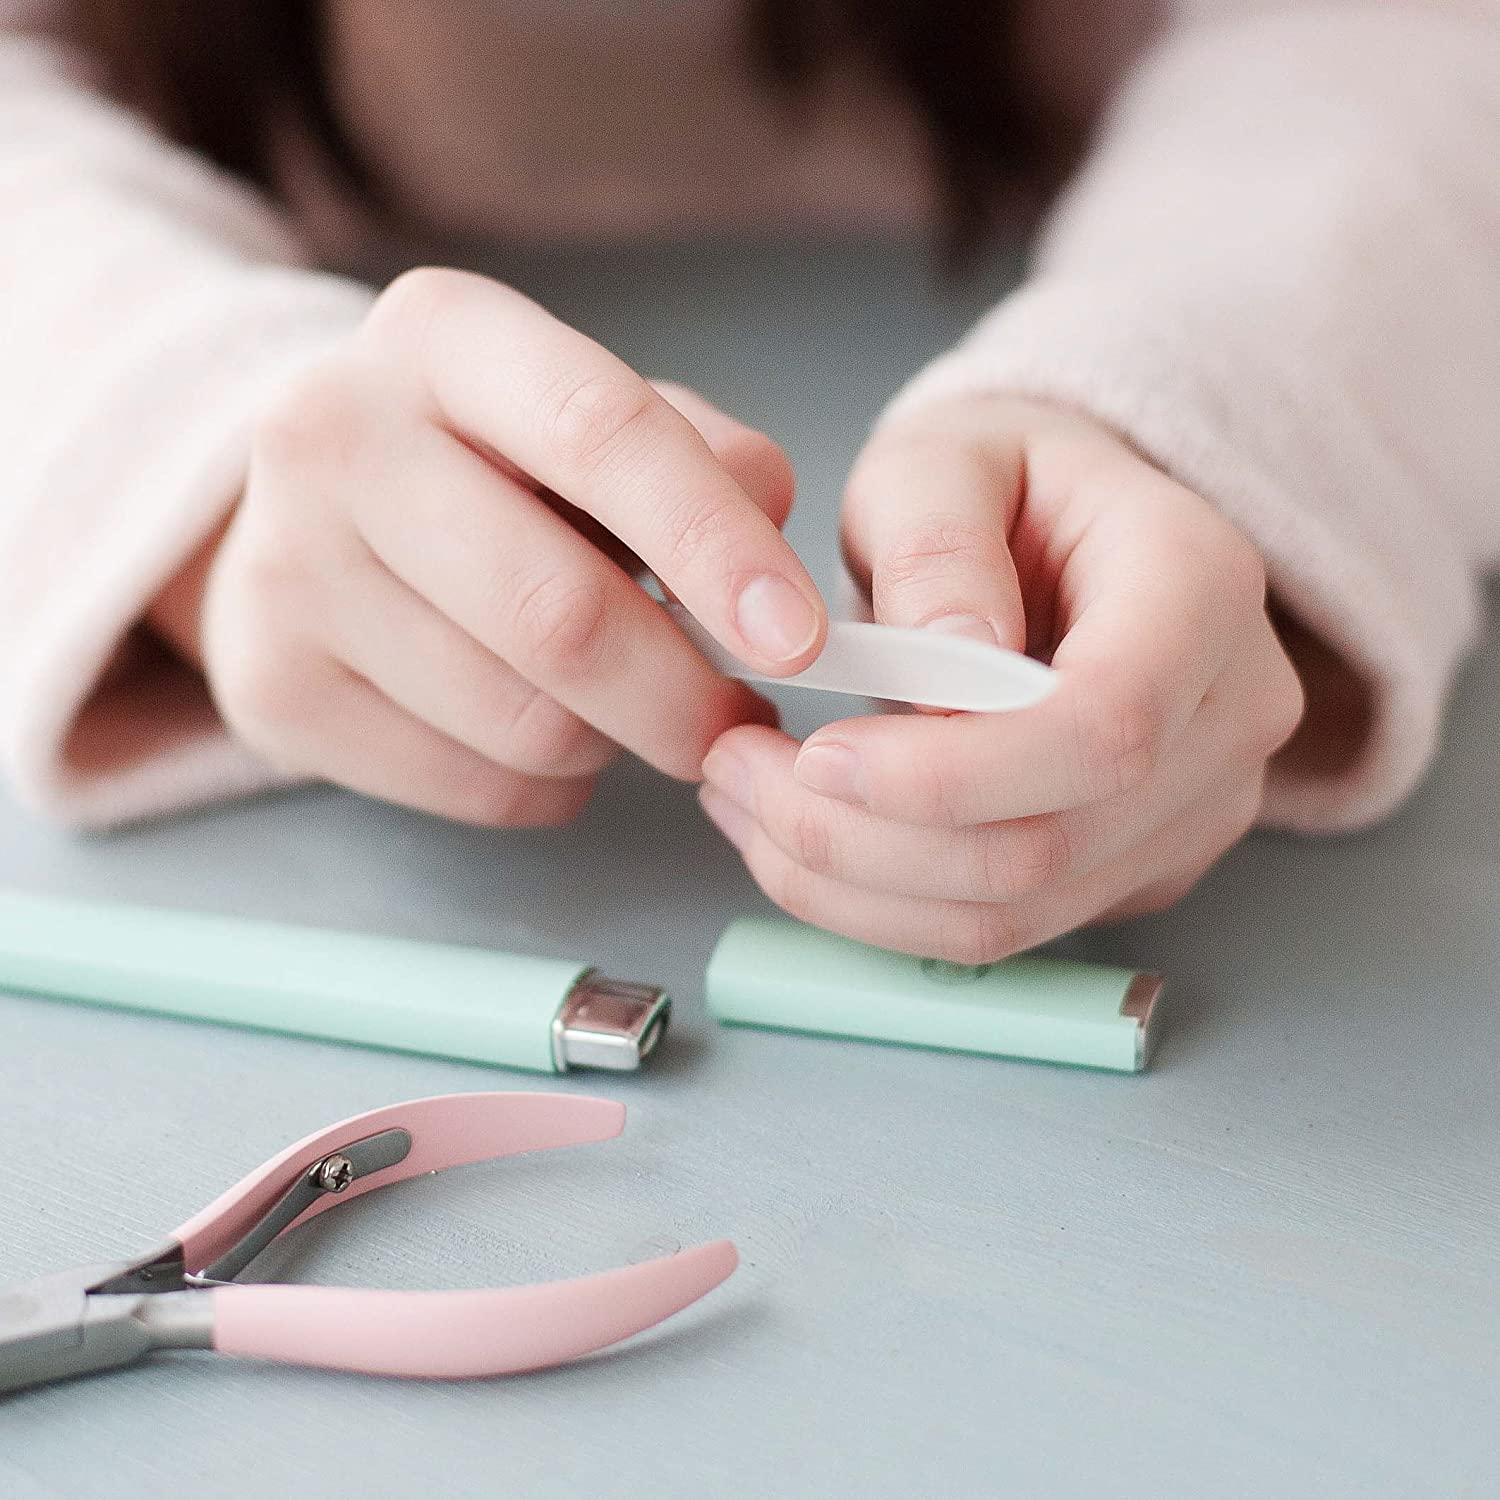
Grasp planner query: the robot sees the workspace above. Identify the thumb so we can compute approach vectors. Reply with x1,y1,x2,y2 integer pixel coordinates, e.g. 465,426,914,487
841,403,1028,654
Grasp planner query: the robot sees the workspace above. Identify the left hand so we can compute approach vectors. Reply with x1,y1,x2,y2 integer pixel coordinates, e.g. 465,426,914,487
698,393,1305,961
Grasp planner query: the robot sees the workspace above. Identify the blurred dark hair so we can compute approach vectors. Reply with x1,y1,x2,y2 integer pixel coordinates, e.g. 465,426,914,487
71,0,1046,254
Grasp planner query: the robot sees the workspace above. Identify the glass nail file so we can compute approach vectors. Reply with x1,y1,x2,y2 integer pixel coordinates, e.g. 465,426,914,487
666,603,1057,712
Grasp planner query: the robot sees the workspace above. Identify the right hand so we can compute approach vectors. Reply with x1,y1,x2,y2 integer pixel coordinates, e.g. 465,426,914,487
168,268,827,826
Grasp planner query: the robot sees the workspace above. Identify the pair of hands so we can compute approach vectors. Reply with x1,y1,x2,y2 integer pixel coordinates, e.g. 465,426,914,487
155,267,1303,962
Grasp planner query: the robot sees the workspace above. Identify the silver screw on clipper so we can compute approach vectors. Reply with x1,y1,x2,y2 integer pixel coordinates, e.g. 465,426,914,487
315,1154,355,1193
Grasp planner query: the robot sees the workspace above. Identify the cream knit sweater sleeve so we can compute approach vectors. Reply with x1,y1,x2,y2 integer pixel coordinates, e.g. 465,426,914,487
0,1,371,826
883,3,1500,831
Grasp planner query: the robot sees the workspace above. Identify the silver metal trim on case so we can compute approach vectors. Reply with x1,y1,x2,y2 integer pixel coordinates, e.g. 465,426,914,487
1120,973,1165,1070
552,974,671,1071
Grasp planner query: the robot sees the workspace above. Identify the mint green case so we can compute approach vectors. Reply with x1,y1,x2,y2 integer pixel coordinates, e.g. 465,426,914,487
0,890,587,1072
705,917,1161,1073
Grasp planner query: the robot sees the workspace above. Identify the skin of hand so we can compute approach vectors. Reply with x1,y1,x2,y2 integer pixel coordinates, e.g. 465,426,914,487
698,394,1307,963
149,267,827,826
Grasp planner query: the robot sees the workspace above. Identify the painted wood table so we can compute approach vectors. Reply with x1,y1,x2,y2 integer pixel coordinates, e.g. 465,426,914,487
1,242,1495,1499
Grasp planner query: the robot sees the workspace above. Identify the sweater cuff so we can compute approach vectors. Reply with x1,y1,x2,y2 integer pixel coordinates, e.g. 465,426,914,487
878,278,1482,832
1,268,373,828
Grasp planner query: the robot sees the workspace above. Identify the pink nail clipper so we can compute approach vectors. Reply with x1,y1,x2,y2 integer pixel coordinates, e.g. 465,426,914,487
0,1092,738,1393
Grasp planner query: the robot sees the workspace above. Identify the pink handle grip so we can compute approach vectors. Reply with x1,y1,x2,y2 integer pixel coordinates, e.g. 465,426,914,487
210,1239,739,1378
173,1092,625,1271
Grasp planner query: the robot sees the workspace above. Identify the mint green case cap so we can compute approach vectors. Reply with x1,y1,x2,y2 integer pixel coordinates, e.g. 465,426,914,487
705,917,1162,1073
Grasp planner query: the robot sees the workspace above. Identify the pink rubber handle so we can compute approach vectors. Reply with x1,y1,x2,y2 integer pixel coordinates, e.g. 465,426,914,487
173,1092,625,1271
210,1238,739,1377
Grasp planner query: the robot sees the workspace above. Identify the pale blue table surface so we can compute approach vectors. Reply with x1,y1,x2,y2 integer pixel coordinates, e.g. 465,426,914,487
1,242,1496,1499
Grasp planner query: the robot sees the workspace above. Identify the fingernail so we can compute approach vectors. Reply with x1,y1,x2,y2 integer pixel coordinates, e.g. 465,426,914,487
735,574,820,663
923,613,998,646
794,742,867,807
699,785,755,852
701,747,754,814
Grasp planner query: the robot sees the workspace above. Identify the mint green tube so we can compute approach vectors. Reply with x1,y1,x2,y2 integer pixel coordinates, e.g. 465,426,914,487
0,890,670,1073
706,917,1162,1073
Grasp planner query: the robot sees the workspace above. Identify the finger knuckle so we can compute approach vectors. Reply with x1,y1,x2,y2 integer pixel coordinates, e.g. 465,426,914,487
506,570,610,680
845,430,947,503
937,906,1024,967
514,777,595,829
978,816,1071,902
905,758,964,826
455,770,540,829
503,686,604,774
214,644,319,761
545,371,656,473
722,429,795,526
656,491,738,572
756,849,815,923
222,521,300,608
876,515,994,597
255,360,367,471
365,265,470,347
724,427,794,495
732,425,788,472
784,802,836,877
458,767,596,830
1074,683,1165,798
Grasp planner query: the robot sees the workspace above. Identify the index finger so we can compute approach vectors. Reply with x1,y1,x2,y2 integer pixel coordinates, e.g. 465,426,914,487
366,269,826,676
793,488,1242,825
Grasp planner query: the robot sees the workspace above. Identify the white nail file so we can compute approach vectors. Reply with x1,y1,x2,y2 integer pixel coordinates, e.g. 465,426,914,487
666,603,1057,713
